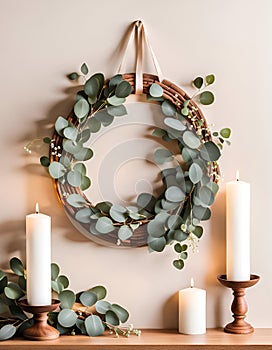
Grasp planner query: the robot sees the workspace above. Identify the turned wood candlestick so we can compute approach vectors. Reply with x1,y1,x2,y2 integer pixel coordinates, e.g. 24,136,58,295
217,274,260,334
18,299,60,340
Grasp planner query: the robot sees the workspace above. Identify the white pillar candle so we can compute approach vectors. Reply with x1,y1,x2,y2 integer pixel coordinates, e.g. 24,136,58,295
178,278,206,335
26,203,51,305
226,171,250,281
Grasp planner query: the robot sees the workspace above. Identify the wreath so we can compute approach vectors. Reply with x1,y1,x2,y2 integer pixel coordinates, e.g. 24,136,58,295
40,63,231,270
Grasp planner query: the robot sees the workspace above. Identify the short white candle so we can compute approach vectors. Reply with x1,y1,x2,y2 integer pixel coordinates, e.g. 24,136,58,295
226,171,250,281
26,203,51,305
178,278,206,335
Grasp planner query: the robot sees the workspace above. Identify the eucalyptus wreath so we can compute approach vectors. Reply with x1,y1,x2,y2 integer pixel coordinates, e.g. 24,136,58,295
40,63,231,270
0,257,140,340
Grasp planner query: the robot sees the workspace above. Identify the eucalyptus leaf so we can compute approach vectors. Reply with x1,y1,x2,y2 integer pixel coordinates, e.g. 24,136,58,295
85,314,105,337
164,117,186,131
107,104,127,117
18,276,26,291
109,204,127,223
55,116,69,136
88,117,101,133
165,186,185,202
95,110,114,126
109,74,123,88
118,225,133,241
58,309,77,328
0,324,16,340
220,128,231,139
10,257,24,276
193,226,203,238
147,236,166,252
76,318,87,334
183,131,201,149
67,194,87,208
49,162,66,179
96,201,112,214
68,72,79,81
107,96,126,106
81,63,89,75
137,193,156,212
193,205,211,221
40,156,50,167
110,304,129,323
79,291,97,307
115,80,132,98
74,98,90,119
173,259,184,270
59,290,76,309
173,230,188,242
4,283,24,300
78,129,91,144
95,300,111,314
200,141,221,161
198,186,214,206
182,148,198,162
149,83,163,98
74,147,93,161
75,208,92,223
167,215,183,230
105,310,119,326
73,162,86,175
161,100,176,117
58,275,69,289
63,139,82,154
147,220,166,238
95,217,115,234
154,148,173,164
189,163,203,184
67,170,82,187
205,74,215,85
85,73,104,99
89,285,107,300
152,127,167,138
81,176,91,191
51,263,60,280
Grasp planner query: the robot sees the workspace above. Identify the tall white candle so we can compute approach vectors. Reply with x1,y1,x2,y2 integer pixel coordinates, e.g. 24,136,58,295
26,203,51,305
178,278,206,335
226,171,250,281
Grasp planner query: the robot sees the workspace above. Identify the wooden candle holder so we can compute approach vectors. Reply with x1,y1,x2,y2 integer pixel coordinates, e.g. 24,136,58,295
217,274,260,334
18,299,60,340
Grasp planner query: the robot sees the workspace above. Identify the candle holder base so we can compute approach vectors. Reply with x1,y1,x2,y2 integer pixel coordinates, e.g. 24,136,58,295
217,274,260,334
18,299,60,340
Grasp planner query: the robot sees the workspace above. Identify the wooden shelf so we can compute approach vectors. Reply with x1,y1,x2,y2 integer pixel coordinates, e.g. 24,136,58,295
0,329,272,350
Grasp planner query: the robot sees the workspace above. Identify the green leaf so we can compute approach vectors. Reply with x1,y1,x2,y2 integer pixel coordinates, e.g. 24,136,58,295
161,100,176,117
59,290,76,309
182,148,198,163
51,263,60,280
85,315,105,337
193,77,203,89
189,163,203,184
55,116,69,136
154,148,173,164
95,300,111,314
75,208,92,223
74,148,94,161
10,257,24,276
109,204,127,223
4,283,24,300
85,73,104,99
96,201,112,214
68,72,79,81
205,74,215,85
109,74,123,88
67,170,82,187
0,324,16,340
152,127,167,138
174,243,182,253
63,126,78,141
67,194,87,208
115,80,132,98
58,309,77,328
0,275,8,294
147,236,166,252
95,217,115,234
118,225,133,241
173,230,188,241
81,63,89,75
107,104,127,117
220,128,231,139
107,96,126,106
164,117,186,131
193,226,203,239
105,310,119,326
95,110,114,126
183,131,201,149
63,139,82,155
198,186,214,206
147,220,166,238
80,176,91,191
49,161,66,179
110,304,129,323
180,252,188,259
80,291,97,307
165,186,185,202
200,141,221,161
76,318,87,334
137,193,156,212
88,117,101,133
58,275,69,289
149,83,163,98
167,215,183,230
0,296,9,314
40,156,50,167
173,259,184,270
89,286,107,300
200,91,214,105
193,205,211,221
74,98,90,119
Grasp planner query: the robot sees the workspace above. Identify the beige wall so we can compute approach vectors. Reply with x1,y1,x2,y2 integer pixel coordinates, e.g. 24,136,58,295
0,0,271,328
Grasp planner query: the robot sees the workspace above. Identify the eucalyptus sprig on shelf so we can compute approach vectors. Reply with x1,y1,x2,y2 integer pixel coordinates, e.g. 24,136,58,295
0,257,139,340
37,63,231,270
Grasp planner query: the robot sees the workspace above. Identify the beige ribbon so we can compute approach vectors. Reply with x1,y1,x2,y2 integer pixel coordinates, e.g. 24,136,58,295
118,20,163,95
